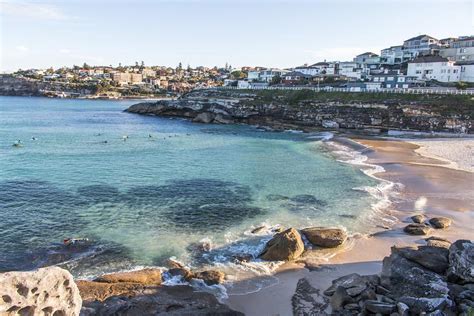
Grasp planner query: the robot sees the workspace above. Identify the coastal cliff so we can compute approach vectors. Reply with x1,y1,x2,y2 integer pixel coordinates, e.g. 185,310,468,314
126,89,474,133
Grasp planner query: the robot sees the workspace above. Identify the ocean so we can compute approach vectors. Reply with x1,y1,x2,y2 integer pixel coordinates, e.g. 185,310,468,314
0,96,388,280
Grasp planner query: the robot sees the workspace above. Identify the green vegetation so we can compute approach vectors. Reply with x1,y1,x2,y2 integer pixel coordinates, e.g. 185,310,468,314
456,81,468,90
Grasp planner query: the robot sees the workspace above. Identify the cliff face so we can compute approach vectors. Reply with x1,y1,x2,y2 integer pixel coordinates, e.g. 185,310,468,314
126,89,474,133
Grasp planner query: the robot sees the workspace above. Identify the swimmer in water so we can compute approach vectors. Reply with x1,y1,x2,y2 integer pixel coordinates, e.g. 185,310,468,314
122,135,128,141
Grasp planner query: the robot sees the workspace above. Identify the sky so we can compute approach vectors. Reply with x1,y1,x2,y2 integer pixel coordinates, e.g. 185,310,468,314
0,0,473,71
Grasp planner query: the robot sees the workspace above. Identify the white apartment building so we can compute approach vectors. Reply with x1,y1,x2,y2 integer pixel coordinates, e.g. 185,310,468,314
403,35,440,57
407,55,461,82
338,61,363,80
439,36,474,63
380,45,413,64
456,62,474,82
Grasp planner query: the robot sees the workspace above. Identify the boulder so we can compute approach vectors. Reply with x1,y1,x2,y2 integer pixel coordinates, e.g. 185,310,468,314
393,246,449,274
381,247,452,313
411,214,426,224
192,112,215,123
0,267,82,316
447,240,474,284
426,236,451,249
76,280,147,302
330,286,352,311
82,285,243,315
403,223,431,235
429,217,452,229
364,300,396,314
251,225,267,234
292,278,330,315
301,227,347,248
259,228,305,261
193,270,225,285
168,268,194,281
93,268,162,285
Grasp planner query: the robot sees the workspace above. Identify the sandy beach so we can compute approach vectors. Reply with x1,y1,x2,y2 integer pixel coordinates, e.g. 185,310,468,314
224,137,474,316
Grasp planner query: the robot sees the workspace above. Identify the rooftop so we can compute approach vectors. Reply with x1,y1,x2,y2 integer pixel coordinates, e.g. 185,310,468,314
405,34,437,42
408,55,449,63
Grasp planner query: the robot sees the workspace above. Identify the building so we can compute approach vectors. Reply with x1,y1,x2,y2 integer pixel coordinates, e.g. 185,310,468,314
403,35,440,57
294,64,319,76
439,36,474,62
371,70,417,88
380,46,413,65
338,62,363,79
407,55,461,82
354,52,381,77
456,61,474,82
247,68,289,82
111,72,143,85
281,71,313,85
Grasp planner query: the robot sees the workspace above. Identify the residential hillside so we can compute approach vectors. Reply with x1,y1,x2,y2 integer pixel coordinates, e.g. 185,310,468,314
126,89,474,134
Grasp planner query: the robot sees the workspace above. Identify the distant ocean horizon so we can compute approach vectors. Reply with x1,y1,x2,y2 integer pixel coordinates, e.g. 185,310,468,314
0,96,387,280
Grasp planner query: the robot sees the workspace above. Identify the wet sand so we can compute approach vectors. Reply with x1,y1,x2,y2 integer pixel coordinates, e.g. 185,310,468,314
224,137,474,316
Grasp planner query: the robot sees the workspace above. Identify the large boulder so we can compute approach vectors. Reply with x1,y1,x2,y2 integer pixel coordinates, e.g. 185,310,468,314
301,227,347,248
403,223,432,235
259,228,305,261
193,270,225,285
411,214,426,224
393,246,449,274
0,267,82,316
447,240,474,284
81,285,243,316
192,112,215,123
429,217,452,229
425,236,451,249
381,247,452,313
93,268,162,285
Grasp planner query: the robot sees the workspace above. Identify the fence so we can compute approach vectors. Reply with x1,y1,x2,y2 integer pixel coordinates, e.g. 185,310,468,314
199,85,474,95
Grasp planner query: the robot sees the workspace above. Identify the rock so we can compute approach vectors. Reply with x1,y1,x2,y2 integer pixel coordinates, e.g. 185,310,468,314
93,268,162,285
381,247,452,313
76,280,147,302
232,254,253,263
324,273,379,297
0,267,82,316
166,258,185,269
393,246,449,274
259,228,305,261
403,223,431,235
396,302,409,316
429,217,452,229
168,268,194,281
193,270,225,285
425,236,452,248
364,300,396,314
411,214,426,224
301,227,347,248
192,112,215,123
447,240,474,284
82,285,243,315
251,226,267,234
214,114,234,124
292,278,330,316
330,286,353,311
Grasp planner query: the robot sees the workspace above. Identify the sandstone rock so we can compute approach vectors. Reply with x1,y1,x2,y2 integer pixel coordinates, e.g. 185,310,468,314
393,245,449,274
330,286,352,311
429,217,452,229
192,112,215,123
301,227,347,248
364,300,396,314
403,223,431,235
411,214,426,224
259,228,305,261
82,285,243,316
193,270,225,285
167,268,194,281
76,280,147,302
0,267,82,316
447,239,474,284
93,268,162,285
292,278,330,316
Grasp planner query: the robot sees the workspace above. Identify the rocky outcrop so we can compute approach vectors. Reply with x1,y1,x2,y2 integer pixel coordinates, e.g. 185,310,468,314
317,240,474,315
77,280,147,302
301,227,347,248
93,268,162,285
0,267,82,316
81,285,243,316
125,89,474,133
259,228,305,261
292,278,330,315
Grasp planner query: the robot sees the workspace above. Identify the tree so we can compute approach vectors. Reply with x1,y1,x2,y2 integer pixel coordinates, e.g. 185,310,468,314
271,74,282,85
178,62,183,71
83,63,90,69
455,81,468,90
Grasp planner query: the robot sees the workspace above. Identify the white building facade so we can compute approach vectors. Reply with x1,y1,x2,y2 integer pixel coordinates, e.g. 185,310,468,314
407,56,461,82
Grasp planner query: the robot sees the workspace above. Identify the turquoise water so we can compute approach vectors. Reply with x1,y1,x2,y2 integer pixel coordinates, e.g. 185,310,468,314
0,96,379,277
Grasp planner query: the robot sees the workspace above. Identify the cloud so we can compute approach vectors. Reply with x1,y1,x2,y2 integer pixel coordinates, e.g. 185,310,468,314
0,1,68,20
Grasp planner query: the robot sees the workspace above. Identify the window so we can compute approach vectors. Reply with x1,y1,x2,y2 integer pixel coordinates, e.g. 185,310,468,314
387,77,394,81
416,70,422,74
453,70,458,73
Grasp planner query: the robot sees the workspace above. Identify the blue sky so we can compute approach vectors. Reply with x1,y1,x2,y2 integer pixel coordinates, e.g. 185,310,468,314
1,0,473,71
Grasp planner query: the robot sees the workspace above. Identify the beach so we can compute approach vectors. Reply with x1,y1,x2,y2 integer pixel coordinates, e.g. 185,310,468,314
224,137,474,315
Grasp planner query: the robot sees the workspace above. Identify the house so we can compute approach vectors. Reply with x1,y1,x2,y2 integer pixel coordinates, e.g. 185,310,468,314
237,80,251,88
371,70,417,88
407,55,461,82
380,46,413,65
354,52,381,77
440,36,474,62
338,62,363,79
403,35,440,57
456,61,474,82
247,68,289,82
282,71,313,85
294,64,319,76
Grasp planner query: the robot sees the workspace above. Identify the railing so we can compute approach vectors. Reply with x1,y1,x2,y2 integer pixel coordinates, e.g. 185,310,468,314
197,85,474,95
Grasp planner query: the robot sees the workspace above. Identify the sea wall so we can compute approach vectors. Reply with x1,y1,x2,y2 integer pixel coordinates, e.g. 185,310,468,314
126,89,474,133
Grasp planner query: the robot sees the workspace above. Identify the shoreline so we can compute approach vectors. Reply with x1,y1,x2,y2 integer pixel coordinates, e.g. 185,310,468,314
223,136,474,315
